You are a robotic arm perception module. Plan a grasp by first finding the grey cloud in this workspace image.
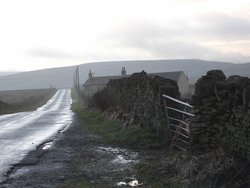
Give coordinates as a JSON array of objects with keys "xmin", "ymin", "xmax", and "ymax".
[
  {"xmin": 28, "ymin": 48, "xmax": 82, "ymax": 59},
  {"xmin": 103, "ymin": 13, "xmax": 250, "ymax": 48},
  {"xmin": 144, "ymin": 40, "xmax": 221, "ymax": 59},
  {"xmin": 127, "ymin": 13, "xmax": 250, "ymax": 40},
  {"xmin": 29, "ymin": 13, "xmax": 250, "ymax": 63},
  {"xmin": 100, "ymin": 21, "xmax": 222, "ymax": 59},
  {"xmin": 196, "ymin": 13, "xmax": 250, "ymax": 40},
  {"xmin": 127, "ymin": 38, "xmax": 223, "ymax": 60},
  {"xmin": 99, "ymin": 13, "xmax": 250, "ymax": 60},
  {"xmin": 102, "ymin": 22, "xmax": 182, "ymax": 48}
]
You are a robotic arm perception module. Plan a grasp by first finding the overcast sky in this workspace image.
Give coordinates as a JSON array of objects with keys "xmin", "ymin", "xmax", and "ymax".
[{"xmin": 0, "ymin": 0, "xmax": 250, "ymax": 71}]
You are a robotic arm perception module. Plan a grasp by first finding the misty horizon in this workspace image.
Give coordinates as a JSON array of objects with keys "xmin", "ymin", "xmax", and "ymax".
[{"xmin": 1, "ymin": 58, "xmax": 250, "ymax": 73}]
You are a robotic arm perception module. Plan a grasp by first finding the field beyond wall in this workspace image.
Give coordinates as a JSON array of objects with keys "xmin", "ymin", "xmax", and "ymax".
[{"xmin": 0, "ymin": 88, "xmax": 57, "ymax": 114}]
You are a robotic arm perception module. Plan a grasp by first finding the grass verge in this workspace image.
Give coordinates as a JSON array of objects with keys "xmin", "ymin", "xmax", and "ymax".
[
  {"xmin": 70, "ymin": 89, "xmax": 176, "ymax": 187},
  {"xmin": 71, "ymin": 90, "xmax": 165, "ymax": 148},
  {"xmin": 134, "ymin": 153, "xmax": 183, "ymax": 188}
]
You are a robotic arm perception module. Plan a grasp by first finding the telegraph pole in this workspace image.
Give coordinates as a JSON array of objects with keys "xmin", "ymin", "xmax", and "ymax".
[
  {"xmin": 75, "ymin": 66, "xmax": 80, "ymax": 95},
  {"xmin": 73, "ymin": 66, "xmax": 80, "ymax": 95},
  {"xmin": 73, "ymin": 71, "xmax": 76, "ymax": 89}
]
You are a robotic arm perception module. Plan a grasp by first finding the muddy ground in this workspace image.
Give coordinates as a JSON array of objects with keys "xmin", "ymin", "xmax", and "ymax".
[{"xmin": 0, "ymin": 115, "xmax": 142, "ymax": 188}]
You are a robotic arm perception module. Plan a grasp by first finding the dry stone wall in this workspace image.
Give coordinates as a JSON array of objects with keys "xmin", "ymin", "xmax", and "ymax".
[
  {"xmin": 190, "ymin": 70, "xmax": 250, "ymax": 159},
  {"xmin": 91, "ymin": 71, "xmax": 180, "ymax": 134}
]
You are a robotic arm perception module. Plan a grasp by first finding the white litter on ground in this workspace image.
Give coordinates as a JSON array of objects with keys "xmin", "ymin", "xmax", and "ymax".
[
  {"xmin": 117, "ymin": 179, "xmax": 143, "ymax": 187},
  {"xmin": 127, "ymin": 180, "xmax": 143, "ymax": 187}
]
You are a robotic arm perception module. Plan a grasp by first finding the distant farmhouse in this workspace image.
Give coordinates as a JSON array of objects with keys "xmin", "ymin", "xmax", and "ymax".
[{"xmin": 83, "ymin": 67, "xmax": 189, "ymax": 97}]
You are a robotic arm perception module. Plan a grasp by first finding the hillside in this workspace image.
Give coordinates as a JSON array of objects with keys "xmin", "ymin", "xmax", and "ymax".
[
  {"xmin": 0, "ymin": 72, "xmax": 19, "ymax": 76},
  {"xmin": 0, "ymin": 59, "xmax": 249, "ymax": 90}
]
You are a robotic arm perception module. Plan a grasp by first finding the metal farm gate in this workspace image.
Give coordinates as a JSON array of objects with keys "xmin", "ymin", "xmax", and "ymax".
[{"xmin": 162, "ymin": 94, "xmax": 194, "ymax": 151}]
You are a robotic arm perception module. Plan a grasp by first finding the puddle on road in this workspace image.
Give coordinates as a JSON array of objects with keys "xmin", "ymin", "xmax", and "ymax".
[
  {"xmin": 112, "ymin": 155, "xmax": 133, "ymax": 164},
  {"xmin": 42, "ymin": 142, "xmax": 53, "ymax": 150},
  {"xmin": 97, "ymin": 147, "xmax": 138, "ymax": 164},
  {"xmin": 96, "ymin": 147, "xmax": 142, "ymax": 187},
  {"xmin": 42, "ymin": 123, "xmax": 71, "ymax": 150},
  {"xmin": 59, "ymin": 125, "xmax": 70, "ymax": 134}
]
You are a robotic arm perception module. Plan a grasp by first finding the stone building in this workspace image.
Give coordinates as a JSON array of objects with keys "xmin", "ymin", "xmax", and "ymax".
[
  {"xmin": 83, "ymin": 67, "xmax": 189, "ymax": 97},
  {"xmin": 149, "ymin": 71, "xmax": 189, "ymax": 96}
]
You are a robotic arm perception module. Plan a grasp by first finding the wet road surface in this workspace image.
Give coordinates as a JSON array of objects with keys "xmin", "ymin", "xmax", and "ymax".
[
  {"xmin": 0, "ymin": 89, "xmax": 73, "ymax": 182},
  {"xmin": 1, "ymin": 115, "xmax": 139, "ymax": 188}
]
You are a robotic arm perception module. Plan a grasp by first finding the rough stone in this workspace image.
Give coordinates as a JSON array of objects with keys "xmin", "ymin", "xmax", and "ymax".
[
  {"xmin": 91, "ymin": 71, "xmax": 180, "ymax": 135},
  {"xmin": 194, "ymin": 70, "xmax": 226, "ymax": 100},
  {"xmin": 190, "ymin": 70, "xmax": 250, "ymax": 160}
]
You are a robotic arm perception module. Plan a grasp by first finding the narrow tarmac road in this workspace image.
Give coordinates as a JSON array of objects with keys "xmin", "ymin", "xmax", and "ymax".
[{"xmin": 0, "ymin": 89, "xmax": 73, "ymax": 183}]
